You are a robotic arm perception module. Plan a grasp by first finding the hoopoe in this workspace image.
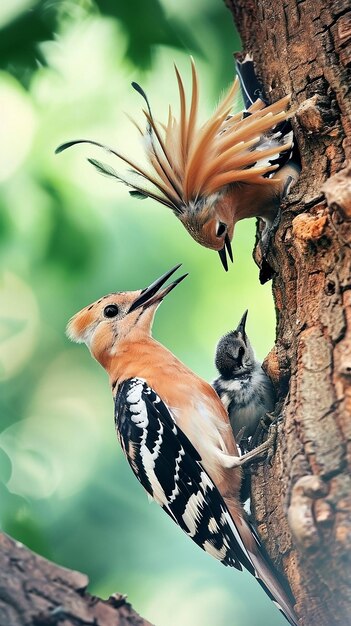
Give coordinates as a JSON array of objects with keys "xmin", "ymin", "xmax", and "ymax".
[
  {"xmin": 213, "ymin": 309, "xmax": 276, "ymax": 454},
  {"xmin": 56, "ymin": 57, "xmax": 300, "ymax": 271},
  {"xmin": 67, "ymin": 265, "xmax": 298, "ymax": 626}
]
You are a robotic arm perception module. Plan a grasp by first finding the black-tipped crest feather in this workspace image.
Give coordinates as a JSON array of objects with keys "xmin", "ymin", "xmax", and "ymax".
[
  {"xmin": 129, "ymin": 190, "xmax": 148, "ymax": 199},
  {"xmin": 131, "ymin": 81, "xmax": 152, "ymax": 118}
]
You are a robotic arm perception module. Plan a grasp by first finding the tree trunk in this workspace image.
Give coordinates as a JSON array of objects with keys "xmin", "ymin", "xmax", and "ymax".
[
  {"xmin": 0, "ymin": 532, "xmax": 152, "ymax": 626},
  {"xmin": 225, "ymin": 1, "xmax": 351, "ymax": 625}
]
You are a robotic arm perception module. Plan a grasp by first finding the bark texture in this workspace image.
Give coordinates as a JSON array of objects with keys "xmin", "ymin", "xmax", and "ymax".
[
  {"xmin": 225, "ymin": 1, "xmax": 351, "ymax": 625},
  {"xmin": 0, "ymin": 532, "xmax": 152, "ymax": 626}
]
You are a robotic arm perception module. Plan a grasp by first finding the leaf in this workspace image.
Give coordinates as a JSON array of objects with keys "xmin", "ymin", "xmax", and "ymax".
[
  {"xmin": 0, "ymin": 447, "xmax": 12, "ymax": 484},
  {"xmin": 0, "ymin": 318, "xmax": 26, "ymax": 343}
]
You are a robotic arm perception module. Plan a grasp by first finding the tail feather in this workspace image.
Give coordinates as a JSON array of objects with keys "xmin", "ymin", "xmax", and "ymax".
[
  {"xmin": 248, "ymin": 540, "xmax": 299, "ymax": 626},
  {"xmin": 229, "ymin": 506, "xmax": 299, "ymax": 626}
]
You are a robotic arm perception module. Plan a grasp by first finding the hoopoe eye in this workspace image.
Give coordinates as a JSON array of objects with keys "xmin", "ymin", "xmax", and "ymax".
[
  {"xmin": 103, "ymin": 304, "xmax": 119, "ymax": 318},
  {"xmin": 216, "ymin": 222, "xmax": 227, "ymax": 238}
]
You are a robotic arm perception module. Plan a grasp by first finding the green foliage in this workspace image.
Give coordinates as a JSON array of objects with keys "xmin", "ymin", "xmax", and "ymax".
[
  {"xmin": 94, "ymin": 0, "xmax": 202, "ymax": 68},
  {"xmin": 0, "ymin": 2, "xmax": 282, "ymax": 624},
  {"xmin": 0, "ymin": 0, "xmax": 201, "ymax": 86},
  {"xmin": 0, "ymin": 0, "xmax": 56, "ymax": 86}
]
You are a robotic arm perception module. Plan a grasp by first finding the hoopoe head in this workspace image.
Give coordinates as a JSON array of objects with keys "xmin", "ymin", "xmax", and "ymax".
[
  {"xmin": 56, "ymin": 59, "xmax": 293, "ymax": 271},
  {"xmin": 67, "ymin": 265, "xmax": 187, "ymax": 365},
  {"xmin": 215, "ymin": 310, "xmax": 255, "ymax": 378},
  {"xmin": 178, "ymin": 190, "xmax": 235, "ymax": 270}
]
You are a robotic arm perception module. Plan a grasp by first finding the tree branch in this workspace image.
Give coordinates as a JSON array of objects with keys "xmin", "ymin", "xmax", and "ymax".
[{"xmin": 0, "ymin": 532, "xmax": 152, "ymax": 626}]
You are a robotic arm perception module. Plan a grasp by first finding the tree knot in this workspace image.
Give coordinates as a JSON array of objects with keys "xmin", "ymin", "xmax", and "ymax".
[
  {"xmin": 287, "ymin": 475, "xmax": 333, "ymax": 553},
  {"xmin": 292, "ymin": 212, "xmax": 328, "ymax": 243},
  {"xmin": 322, "ymin": 164, "xmax": 351, "ymax": 219}
]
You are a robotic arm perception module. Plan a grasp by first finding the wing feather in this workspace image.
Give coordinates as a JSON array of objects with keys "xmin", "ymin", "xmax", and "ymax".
[{"xmin": 114, "ymin": 377, "xmax": 256, "ymax": 572}]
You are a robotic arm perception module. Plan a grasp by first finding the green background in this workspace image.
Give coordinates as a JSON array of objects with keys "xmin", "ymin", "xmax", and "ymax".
[{"xmin": 0, "ymin": 1, "xmax": 281, "ymax": 624}]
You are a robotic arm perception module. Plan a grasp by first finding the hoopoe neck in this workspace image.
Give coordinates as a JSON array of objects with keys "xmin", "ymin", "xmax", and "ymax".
[
  {"xmin": 227, "ymin": 180, "xmax": 281, "ymax": 223},
  {"xmin": 107, "ymin": 334, "xmax": 230, "ymax": 429},
  {"xmin": 108, "ymin": 334, "xmax": 195, "ymax": 394}
]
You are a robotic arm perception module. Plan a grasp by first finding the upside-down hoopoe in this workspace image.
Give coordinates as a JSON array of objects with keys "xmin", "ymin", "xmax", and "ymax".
[{"xmin": 56, "ymin": 57, "xmax": 300, "ymax": 271}]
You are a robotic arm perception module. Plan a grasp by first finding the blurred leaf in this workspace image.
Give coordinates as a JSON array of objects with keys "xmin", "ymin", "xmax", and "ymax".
[
  {"xmin": 0, "ymin": 202, "xmax": 12, "ymax": 243},
  {"xmin": 0, "ymin": 0, "xmax": 57, "ymax": 87},
  {"xmin": 0, "ymin": 447, "xmax": 12, "ymax": 483},
  {"xmin": 0, "ymin": 0, "xmax": 201, "ymax": 87},
  {"xmin": 39, "ymin": 180, "xmax": 101, "ymax": 274},
  {"xmin": 0, "ymin": 318, "xmax": 26, "ymax": 342},
  {"xmin": 94, "ymin": 0, "xmax": 202, "ymax": 69},
  {"xmin": 0, "ymin": 483, "xmax": 51, "ymax": 556}
]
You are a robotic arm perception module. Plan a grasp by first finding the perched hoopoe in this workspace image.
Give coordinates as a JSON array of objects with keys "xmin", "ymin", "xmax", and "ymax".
[
  {"xmin": 67, "ymin": 265, "xmax": 298, "ymax": 626},
  {"xmin": 213, "ymin": 309, "xmax": 276, "ymax": 453},
  {"xmin": 56, "ymin": 57, "xmax": 300, "ymax": 271}
]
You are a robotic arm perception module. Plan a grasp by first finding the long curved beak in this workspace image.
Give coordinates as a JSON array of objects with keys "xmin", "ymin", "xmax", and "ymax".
[
  {"xmin": 129, "ymin": 264, "xmax": 188, "ymax": 313},
  {"xmin": 218, "ymin": 234, "xmax": 233, "ymax": 271}
]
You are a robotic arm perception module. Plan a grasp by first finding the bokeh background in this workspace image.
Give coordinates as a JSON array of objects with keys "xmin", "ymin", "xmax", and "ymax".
[{"xmin": 0, "ymin": 1, "xmax": 280, "ymax": 624}]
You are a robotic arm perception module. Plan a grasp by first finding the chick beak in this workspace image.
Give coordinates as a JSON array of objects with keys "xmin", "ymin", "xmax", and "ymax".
[
  {"xmin": 218, "ymin": 234, "xmax": 233, "ymax": 272},
  {"xmin": 128, "ymin": 264, "xmax": 188, "ymax": 313},
  {"xmin": 236, "ymin": 309, "xmax": 248, "ymax": 342}
]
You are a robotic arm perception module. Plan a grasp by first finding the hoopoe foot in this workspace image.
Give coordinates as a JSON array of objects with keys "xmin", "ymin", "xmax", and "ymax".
[
  {"xmin": 249, "ymin": 411, "xmax": 275, "ymax": 450},
  {"xmin": 260, "ymin": 164, "xmax": 300, "ymax": 260},
  {"xmin": 235, "ymin": 423, "xmax": 278, "ymax": 468},
  {"xmin": 260, "ymin": 211, "xmax": 281, "ymax": 261},
  {"xmin": 258, "ymin": 213, "xmax": 281, "ymax": 284},
  {"xmin": 234, "ymin": 427, "xmax": 250, "ymax": 455}
]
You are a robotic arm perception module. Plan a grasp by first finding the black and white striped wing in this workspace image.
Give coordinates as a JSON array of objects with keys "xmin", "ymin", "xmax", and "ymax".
[
  {"xmin": 114, "ymin": 377, "xmax": 255, "ymax": 573},
  {"xmin": 236, "ymin": 55, "xmax": 300, "ymax": 174}
]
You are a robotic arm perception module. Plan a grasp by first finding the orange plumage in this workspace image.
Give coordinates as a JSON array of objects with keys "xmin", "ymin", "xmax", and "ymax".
[{"xmin": 67, "ymin": 282, "xmax": 241, "ymax": 498}]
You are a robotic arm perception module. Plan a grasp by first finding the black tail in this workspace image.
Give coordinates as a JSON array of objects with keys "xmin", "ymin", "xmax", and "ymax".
[
  {"xmin": 236, "ymin": 53, "xmax": 266, "ymax": 108},
  {"xmin": 237, "ymin": 514, "xmax": 300, "ymax": 626}
]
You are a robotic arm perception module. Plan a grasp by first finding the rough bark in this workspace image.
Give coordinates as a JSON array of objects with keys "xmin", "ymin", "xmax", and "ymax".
[
  {"xmin": 0, "ymin": 532, "xmax": 152, "ymax": 626},
  {"xmin": 225, "ymin": 1, "xmax": 351, "ymax": 625}
]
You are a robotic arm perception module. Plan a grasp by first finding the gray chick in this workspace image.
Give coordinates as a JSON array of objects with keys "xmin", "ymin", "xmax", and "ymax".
[{"xmin": 212, "ymin": 310, "xmax": 275, "ymax": 452}]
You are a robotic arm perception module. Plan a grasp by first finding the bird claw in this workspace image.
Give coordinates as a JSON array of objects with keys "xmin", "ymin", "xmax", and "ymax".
[
  {"xmin": 236, "ymin": 429, "xmax": 250, "ymax": 455},
  {"xmin": 260, "ymin": 210, "xmax": 282, "ymax": 261},
  {"xmin": 258, "ymin": 211, "xmax": 282, "ymax": 284},
  {"xmin": 282, "ymin": 174, "xmax": 295, "ymax": 200},
  {"xmin": 236, "ymin": 420, "xmax": 279, "ymax": 468},
  {"xmin": 249, "ymin": 411, "xmax": 275, "ymax": 449}
]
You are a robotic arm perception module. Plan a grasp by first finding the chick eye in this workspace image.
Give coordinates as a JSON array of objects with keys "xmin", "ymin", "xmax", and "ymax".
[
  {"xmin": 238, "ymin": 346, "xmax": 245, "ymax": 365},
  {"xmin": 216, "ymin": 222, "xmax": 227, "ymax": 237},
  {"xmin": 103, "ymin": 304, "xmax": 119, "ymax": 318}
]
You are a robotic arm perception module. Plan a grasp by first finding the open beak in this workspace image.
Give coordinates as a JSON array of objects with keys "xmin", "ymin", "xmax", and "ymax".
[
  {"xmin": 129, "ymin": 264, "xmax": 188, "ymax": 313},
  {"xmin": 218, "ymin": 234, "xmax": 233, "ymax": 272},
  {"xmin": 236, "ymin": 309, "xmax": 248, "ymax": 341}
]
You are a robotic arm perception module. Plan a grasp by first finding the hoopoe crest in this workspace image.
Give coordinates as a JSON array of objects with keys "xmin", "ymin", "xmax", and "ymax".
[{"xmin": 56, "ymin": 58, "xmax": 294, "ymax": 270}]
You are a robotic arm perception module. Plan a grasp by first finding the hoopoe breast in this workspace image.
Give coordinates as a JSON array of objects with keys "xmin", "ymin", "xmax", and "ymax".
[
  {"xmin": 111, "ymin": 337, "xmax": 242, "ymax": 499},
  {"xmin": 170, "ymin": 390, "xmax": 242, "ymax": 504}
]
